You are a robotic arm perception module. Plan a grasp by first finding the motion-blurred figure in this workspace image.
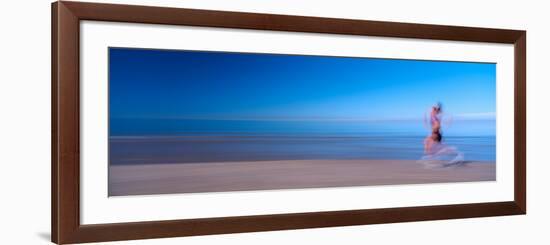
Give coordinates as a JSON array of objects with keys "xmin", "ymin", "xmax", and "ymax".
[
  {"xmin": 420, "ymin": 103, "xmax": 464, "ymax": 168},
  {"xmin": 424, "ymin": 103, "xmax": 443, "ymax": 154}
]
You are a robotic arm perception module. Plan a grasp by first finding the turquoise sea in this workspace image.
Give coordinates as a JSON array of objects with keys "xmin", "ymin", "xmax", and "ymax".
[{"xmin": 109, "ymin": 119, "xmax": 496, "ymax": 164}]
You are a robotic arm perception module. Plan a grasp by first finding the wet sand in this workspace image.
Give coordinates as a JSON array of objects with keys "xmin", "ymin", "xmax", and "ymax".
[{"xmin": 109, "ymin": 160, "xmax": 495, "ymax": 196}]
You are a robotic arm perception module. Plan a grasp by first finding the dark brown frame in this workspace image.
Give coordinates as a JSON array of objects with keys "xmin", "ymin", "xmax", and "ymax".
[{"xmin": 52, "ymin": 1, "xmax": 526, "ymax": 244}]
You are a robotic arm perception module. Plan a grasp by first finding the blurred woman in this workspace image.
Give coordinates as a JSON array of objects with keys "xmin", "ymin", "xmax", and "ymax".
[
  {"xmin": 420, "ymin": 102, "xmax": 464, "ymax": 167},
  {"xmin": 424, "ymin": 103, "xmax": 443, "ymax": 154}
]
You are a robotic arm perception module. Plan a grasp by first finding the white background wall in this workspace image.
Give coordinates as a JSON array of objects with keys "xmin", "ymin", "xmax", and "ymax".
[{"xmin": 0, "ymin": 0, "xmax": 547, "ymax": 244}]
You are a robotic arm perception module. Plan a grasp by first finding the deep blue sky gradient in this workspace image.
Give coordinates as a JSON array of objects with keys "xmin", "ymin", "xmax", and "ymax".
[{"xmin": 109, "ymin": 47, "xmax": 496, "ymax": 123}]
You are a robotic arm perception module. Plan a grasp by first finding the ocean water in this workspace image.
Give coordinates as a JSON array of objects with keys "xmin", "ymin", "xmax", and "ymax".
[{"xmin": 109, "ymin": 119, "xmax": 496, "ymax": 165}]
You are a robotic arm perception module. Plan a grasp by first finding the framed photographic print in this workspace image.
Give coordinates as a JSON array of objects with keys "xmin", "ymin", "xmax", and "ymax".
[{"xmin": 52, "ymin": 1, "xmax": 526, "ymax": 244}]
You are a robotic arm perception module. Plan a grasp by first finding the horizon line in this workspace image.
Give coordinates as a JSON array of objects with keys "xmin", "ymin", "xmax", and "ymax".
[{"xmin": 111, "ymin": 113, "xmax": 496, "ymax": 122}]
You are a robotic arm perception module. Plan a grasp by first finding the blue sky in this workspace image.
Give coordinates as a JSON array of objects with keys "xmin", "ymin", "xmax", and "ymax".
[{"xmin": 109, "ymin": 47, "xmax": 496, "ymax": 122}]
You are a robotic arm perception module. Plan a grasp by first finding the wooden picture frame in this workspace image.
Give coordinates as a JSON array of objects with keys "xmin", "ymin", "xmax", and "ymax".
[{"xmin": 52, "ymin": 1, "xmax": 526, "ymax": 244}]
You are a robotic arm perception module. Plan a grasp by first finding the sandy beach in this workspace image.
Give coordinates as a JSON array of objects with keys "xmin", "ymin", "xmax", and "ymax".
[{"xmin": 109, "ymin": 159, "xmax": 495, "ymax": 196}]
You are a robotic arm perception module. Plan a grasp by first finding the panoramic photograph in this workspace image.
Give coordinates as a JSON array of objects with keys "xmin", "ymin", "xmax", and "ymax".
[{"xmin": 108, "ymin": 47, "xmax": 496, "ymax": 196}]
